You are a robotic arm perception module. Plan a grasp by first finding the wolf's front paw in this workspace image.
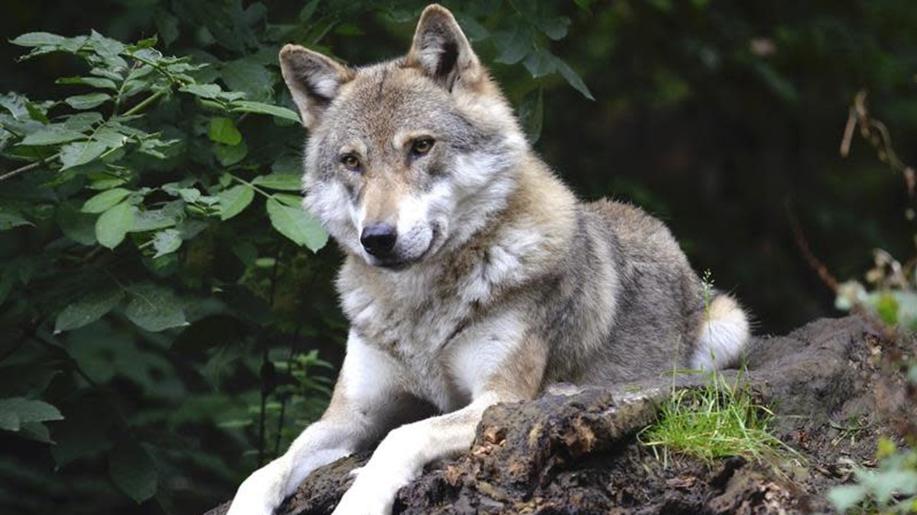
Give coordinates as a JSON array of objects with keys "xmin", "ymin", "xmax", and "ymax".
[
  {"xmin": 227, "ymin": 463, "xmax": 284, "ymax": 515},
  {"xmin": 226, "ymin": 497, "xmax": 275, "ymax": 515},
  {"xmin": 331, "ymin": 465, "xmax": 413, "ymax": 515}
]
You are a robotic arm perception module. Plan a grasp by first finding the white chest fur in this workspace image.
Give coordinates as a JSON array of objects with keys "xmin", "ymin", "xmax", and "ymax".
[{"xmin": 338, "ymin": 253, "xmax": 529, "ymax": 412}]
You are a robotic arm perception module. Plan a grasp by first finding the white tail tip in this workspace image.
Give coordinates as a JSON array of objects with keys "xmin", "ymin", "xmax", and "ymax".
[{"xmin": 691, "ymin": 294, "xmax": 750, "ymax": 371}]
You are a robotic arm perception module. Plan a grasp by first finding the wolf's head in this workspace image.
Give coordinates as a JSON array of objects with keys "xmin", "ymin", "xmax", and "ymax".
[{"xmin": 280, "ymin": 4, "xmax": 527, "ymax": 270}]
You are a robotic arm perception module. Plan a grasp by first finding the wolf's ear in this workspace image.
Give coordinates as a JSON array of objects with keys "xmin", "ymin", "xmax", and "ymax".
[
  {"xmin": 279, "ymin": 45, "xmax": 353, "ymax": 129},
  {"xmin": 406, "ymin": 4, "xmax": 483, "ymax": 90}
]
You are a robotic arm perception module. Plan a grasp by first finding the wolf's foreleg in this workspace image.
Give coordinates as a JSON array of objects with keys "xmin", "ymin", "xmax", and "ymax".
[
  {"xmin": 226, "ymin": 420, "xmax": 356, "ymax": 515},
  {"xmin": 330, "ymin": 392, "xmax": 501, "ymax": 515},
  {"xmin": 332, "ymin": 333, "xmax": 547, "ymax": 515},
  {"xmin": 227, "ymin": 332, "xmax": 416, "ymax": 515}
]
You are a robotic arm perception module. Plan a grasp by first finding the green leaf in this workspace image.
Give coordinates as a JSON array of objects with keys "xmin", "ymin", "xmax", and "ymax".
[
  {"xmin": 124, "ymin": 283, "xmax": 186, "ymax": 331},
  {"xmin": 494, "ymin": 27, "xmax": 531, "ymax": 65},
  {"xmin": 155, "ymin": 11, "xmax": 180, "ymax": 46},
  {"xmin": 252, "ymin": 173, "xmax": 301, "ymax": 191},
  {"xmin": 208, "ymin": 117, "xmax": 242, "ymax": 145},
  {"xmin": 57, "ymin": 202, "xmax": 97, "ymax": 244},
  {"xmin": 56, "ymin": 76, "xmax": 118, "ymax": 90},
  {"xmin": 109, "ymin": 440, "xmax": 158, "ymax": 503},
  {"xmin": 81, "ymin": 188, "xmax": 132, "ymax": 213},
  {"xmin": 179, "ymin": 83, "xmax": 222, "ymax": 99},
  {"xmin": 214, "ymin": 141, "xmax": 247, "ymax": 166},
  {"xmin": 519, "ymin": 87, "xmax": 544, "ymax": 144},
  {"xmin": 299, "ymin": 0, "xmax": 320, "ymax": 21},
  {"xmin": 60, "ymin": 141, "xmax": 108, "ymax": 170},
  {"xmin": 54, "ymin": 288, "xmax": 124, "ymax": 333},
  {"xmin": 63, "ymin": 112, "xmax": 104, "ymax": 131},
  {"xmin": 20, "ymin": 126, "xmax": 86, "ymax": 146},
  {"xmin": 0, "ymin": 92, "xmax": 29, "ymax": 119},
  {"xmin": 95, "ymin": 202, "xmax": 135, "ymax": 249},
  {"xmin": 554, "ymin": 58, "xmax": 595, "ymax": 101},
  {"xmin": 454, "ymin": 14, "xmax": 489, "ymax": 41},
  {"xmin": 222, "ymin": 59, "xmax": 274, "ymax": 101},
  {"xmin": 230, "ymin": 100, "xmax": 301, "ymax": 123},
  {"xmin": 18, "ymin": 421, "xmax": 52, "ymax": 443},
  {"xmin": 129, "ymin": 209, "xmax": 178, "ymax": 232},
  {"xmin": 218, "ymin": 184, "xmax": 254, "ymax": 220},
  {"xmin": 65, "ymin": 93, "xmax": 111, "ymax": 110},
  {"xmin": 87, "ymin": 30, "xmax": 125, "ymax": 58},
  {"xmin": 152, "ymin": 229, "xmax": 182, "ymax": 258},
  {"xmin": 93, "ymin": 127, "xmax": 128, "ymax": 150},
  {"xmin": 9, "ymin": 32, "xmax": 66, "ymax": 47},
  {"xmin": 129, "ymin": 35, "xmax": 158, "ymax": 50},
  {"xmin": 875, "ymin": 293, "xmax": 899, "ymax": 326},
  {"xmin": 178, "ymin": 187, "xmax": 201, "ymax": 203},
  {"xmin": 538, "ymin": 16, "xmax": 571, "ymax": 41},
  {"xmin": 266, "ymin": 198, "xmax": 328, "ymax": 251},
  {"xmin": 0, "ymin": 397, "xmax": 63, "ymax": 432},
  {"xmin": 0, "ymin": 209, "xmax": 33, "ymax": 231},
  {"xmin": 273, "ymin": 193, "xmax": 303, "ymax": 207},
  {"xmin": 25, "ymin": 101, "xmax": 50, "ymax": 123},
  {"xmin": 523, "ymin": 48, "xmax": 557, "ymax": 78}
]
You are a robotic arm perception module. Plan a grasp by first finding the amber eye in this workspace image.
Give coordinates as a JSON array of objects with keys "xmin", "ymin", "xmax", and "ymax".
[
  {"xmin": 410, "ymin": 137, "xmax": 435, "ymax": 156},
  {"xmin": 340, "ymin": 153, "xmax": 361, "ymax": 171}
]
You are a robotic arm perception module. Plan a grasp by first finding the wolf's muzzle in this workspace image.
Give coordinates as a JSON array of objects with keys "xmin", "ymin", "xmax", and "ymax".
[{"xmin": 361, "ymin": 223, "xmax": 397, "ymax": 257}]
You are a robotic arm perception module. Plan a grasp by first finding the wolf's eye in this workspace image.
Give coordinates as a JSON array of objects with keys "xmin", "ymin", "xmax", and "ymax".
[
  {"xmin": 410, "ymin": 138, "xmax": 435, "ymax": 156},
  {"xmin": 340, "ymin": 154, "xmax": 361, "ymax": 171}
]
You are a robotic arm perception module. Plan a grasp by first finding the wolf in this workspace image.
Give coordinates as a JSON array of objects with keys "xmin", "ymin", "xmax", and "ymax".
[{"xmin": 227, "ymin": 4, "xmax": 751, "ymax": 515}]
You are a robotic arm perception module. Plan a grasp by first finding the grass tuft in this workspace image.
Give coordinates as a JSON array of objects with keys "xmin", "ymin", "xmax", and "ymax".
[{"xmin": 639, "ymin": 372, "xmax": 791, "ymax": 466}]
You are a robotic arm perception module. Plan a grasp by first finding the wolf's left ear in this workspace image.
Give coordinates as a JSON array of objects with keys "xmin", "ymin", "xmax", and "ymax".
[
  {"xmin": 406, "ymin": 4, "xmax": 483, "ymax": 90},
  {"xmin": 279, "ymin": 45, "xmax": 353, "ymax": 129}
]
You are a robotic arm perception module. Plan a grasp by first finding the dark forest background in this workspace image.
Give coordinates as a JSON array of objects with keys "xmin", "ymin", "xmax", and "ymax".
[{"xmin": 0, "ymin": 1, "xmax": 914, "ymax": 513}]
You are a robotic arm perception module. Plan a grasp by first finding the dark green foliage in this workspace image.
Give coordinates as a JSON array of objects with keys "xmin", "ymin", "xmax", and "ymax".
[
  {"xmin": 0, "ymin": 1, "xmax": 915, "ymax": 514},
  {"xmin": 0, "ymin": 1, "xmax": 593, "ymax": 513}
]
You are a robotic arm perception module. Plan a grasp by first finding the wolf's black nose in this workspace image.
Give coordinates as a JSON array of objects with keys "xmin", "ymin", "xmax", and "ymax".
[{"xmin": 361, "ymin": 224, "xmax": 397, "ymax": 256}]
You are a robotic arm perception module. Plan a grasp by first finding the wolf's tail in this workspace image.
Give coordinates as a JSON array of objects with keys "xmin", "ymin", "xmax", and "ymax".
[{"xmin": 690, "ymin": 293, "xmax": 751, "ymax": 371}]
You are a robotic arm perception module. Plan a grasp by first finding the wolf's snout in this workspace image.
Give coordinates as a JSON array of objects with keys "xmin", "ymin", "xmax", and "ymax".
[{"xmin": 361, "ymin": 223, "xmax": 397, "ymax": 256}]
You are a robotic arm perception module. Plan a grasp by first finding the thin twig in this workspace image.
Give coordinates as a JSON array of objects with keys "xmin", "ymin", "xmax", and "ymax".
[
  {"xmin": 0, "ymin": 87, "xmax": 165, "ymax": 183},
  {"xmin": 122, "ymin": 89, "xmax": 167, "ymax": 117},
  {"xmin": 840, "ymin": 107, "xmax": 856, "ymax": 158},
  {"xmin": 257, "ymin": 350, "xmax": 269, "ymax": 467},
  {"xmin": 258, "ymin": 245, "xmax": 285, "ymax": 466},
  {"xmin": 275, "ymin": 322, "xmax": 304, "ymax": 456},
  {"xmin": 274, "ymin": 395, "xmax": 287, "ymax": 457},
  {"xmin": 227, "ymin": 173, "xmax": 273, "ymax": 199},
  {"xmin": 843, "ymin": 90, "xmax": 916, "ymax": 197},
  {"xmin": 785, "ymin": 201, "xmax": 840, "ymax": 293},
  {"xmin": 0, "ymin": 154, "xmax": 58, "ymax": 183}
]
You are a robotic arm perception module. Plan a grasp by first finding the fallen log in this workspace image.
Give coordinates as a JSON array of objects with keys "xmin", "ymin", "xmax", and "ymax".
[{"xmin": 206, "ymin": 316, "xmax": 914, "ymax": 514}]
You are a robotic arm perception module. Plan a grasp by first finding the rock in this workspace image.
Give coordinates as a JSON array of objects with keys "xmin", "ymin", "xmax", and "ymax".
[{"xmin": 206, "ymin": 316, "xmax": 914, "ymax": 515}]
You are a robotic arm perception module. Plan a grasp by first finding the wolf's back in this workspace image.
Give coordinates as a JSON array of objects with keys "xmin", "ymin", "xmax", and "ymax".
[{"xmin": 542, "ymin": 199, "xmax": 750, "ymax": 385}]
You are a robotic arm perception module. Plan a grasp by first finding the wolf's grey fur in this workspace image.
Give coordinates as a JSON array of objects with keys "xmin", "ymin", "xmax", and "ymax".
[{"xmin": 228, "ymin": 5, "xmax": 750, "ymax": 515}]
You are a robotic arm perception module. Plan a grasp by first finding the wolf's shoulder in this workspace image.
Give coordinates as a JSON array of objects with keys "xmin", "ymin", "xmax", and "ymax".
[
  {"xmin": 584, "ymin": 198, "xmax": 670, "ymax": 237},
  {"xmin": 582, "ymin": 198, "xmax": 686, "ymax": 264}
]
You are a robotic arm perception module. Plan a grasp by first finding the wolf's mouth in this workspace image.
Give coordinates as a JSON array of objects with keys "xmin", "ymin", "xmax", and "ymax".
[{"xmin": 373, "ymin": 223, "xmax": 442, "ymax": 271}]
